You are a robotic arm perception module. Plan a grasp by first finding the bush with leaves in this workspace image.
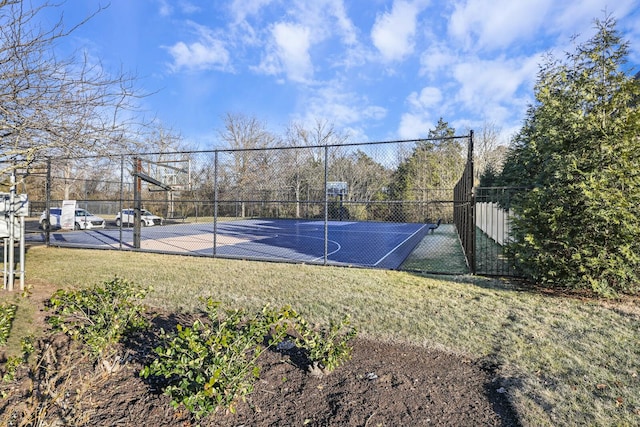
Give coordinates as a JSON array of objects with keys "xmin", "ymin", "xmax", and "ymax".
[
  {"xmin": 141, "ymin": 299, "xmax": 357, "ymax": 419},
  {"xmin": 46, "ymin": 277, "xmax": 151, "ymax": 359},
  {"xmin": 141, "ymin": 299, "xmax": 296, "ymax": 418},
  {"xmin": 1, "ymin": 336, "xmax": 34, "ymax": 385},
  {"xmin": 290, "ymin": 312, "xmax": 356, "ymax": 376}
]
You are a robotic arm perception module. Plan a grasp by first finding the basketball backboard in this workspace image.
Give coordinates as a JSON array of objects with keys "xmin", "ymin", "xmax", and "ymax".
[
  {"xmin": 134, "ymin": 157, "xmax": 191, "ymax": 192},
  {"xmin": 326, "ymin": 181, "xmax": 347, "ymax": 196}
]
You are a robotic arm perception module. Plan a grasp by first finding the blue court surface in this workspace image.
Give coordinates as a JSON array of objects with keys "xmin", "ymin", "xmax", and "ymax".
[{"xmin": 34, "ymin": 219, "xmax": 429, "ymax": 269}]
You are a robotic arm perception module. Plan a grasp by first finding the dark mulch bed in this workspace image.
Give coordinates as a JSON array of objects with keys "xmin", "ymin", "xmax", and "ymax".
[{"xmin": 1, "ymin": 311, "xmax": 520, "ymax": 426}]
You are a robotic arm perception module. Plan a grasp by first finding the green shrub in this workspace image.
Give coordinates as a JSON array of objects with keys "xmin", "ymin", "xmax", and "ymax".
[
  {"xmin": 0, "ymin": 303, "xmax": 17, "ymax": 346},
  {"xmin": 141, "ymin": 299, "xmax": 294, "ymax": 418},
  {"xmin": 494, "ymin": 17, "xmax": 640, "ymax": 296},
  {"xmin": 291, "ymin": 312, "xmax": 356, "ymax": 374},
  {"xmin": 46, "ymin": 277, "xmax": 151, "ymax": 359},
  {"xmin": 1, "ymin": 336, "xmax": 34, "ymax": 384},
  {"xmin": 141, "ymin": 299, "xmax": 357, "ymax": 419}
]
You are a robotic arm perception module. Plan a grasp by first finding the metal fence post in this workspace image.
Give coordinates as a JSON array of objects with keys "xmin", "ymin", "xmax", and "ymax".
[
  {"xmin": 324, "ymin": 145, "xmax": 328, "ymax": 265},
  {"xmin": 468, "ymin": 130, "xmax": 476, "ymax": 274},
  {"xmin": 119, "ymin": 155, "xmax": 124, "ymax": 250},
  {"xmin": 133, "ymin": 157, "xmax": 141, "ymax": 249},
  {"xmin": 213, "ymin": 151, "xmax": 218, "ymax": 257},
  {"xmin": 45, "ymin": 159, "xmax": 51, "ymax": 246}
]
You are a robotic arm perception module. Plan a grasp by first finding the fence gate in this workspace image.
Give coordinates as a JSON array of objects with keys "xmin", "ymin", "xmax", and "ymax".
[
  {"xmin": 452, "ymin": 133, "xmax": 520, "ymax": 277},
  {"xmin": 474, "ymin": 187, "xmax": 522, "ymax": 276}
]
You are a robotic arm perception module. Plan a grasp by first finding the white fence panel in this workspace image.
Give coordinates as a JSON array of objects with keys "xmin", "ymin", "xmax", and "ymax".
[{"xmin": 476, "ymin": 202, "xmax": 512, "ymax": 245}]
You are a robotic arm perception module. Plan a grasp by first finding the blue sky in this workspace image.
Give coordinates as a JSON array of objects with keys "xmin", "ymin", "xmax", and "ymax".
[{"xmin": 42, "ymin": 0, "xmax": 640, "ymax": 149}]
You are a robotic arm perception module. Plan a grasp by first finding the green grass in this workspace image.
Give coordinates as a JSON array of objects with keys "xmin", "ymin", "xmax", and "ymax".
[
  {"xmin": 4, "ymin": 245, "xmax": 640, "ymax": 426},
  {"xmin": 401, "ymin": 224, "xmax": 468, "ymax": 273},
  {"xmin": 401, "ymin": 225, "xmax": 517, "ymax": 276},
  {"xmin": 0, "ymin": 293, "xmax": 37, "ymax": 359}
]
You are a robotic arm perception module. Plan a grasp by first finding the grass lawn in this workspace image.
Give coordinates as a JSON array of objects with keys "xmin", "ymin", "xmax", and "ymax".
[{"xmin": 3, "ymin": 245, "xmax": 639, "ymax": 426}]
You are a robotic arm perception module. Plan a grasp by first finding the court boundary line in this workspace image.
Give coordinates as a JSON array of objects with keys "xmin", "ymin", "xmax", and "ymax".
[
  {"xmin": 373, "ymin": 224, "xmax": 428, "ymax": 267},
  {"xmin": 34, "ymin": 220, "xmax": 429, "ymax": 269}
]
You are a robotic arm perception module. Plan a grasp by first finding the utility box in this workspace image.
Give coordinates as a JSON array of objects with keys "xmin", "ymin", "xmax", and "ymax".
[
  {"xmin": 0, "ymin": 193, "xmax": 29, "ymax": 215},
  {"xmin": 0, "ymin": 193, "xmax": 28, "ymax": 239}
]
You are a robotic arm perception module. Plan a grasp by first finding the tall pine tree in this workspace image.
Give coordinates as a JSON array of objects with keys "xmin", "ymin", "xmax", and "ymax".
[
  {"xmin": 499, "ymin": 16, "xmax": 640, "ymax": 296},
  {"xmin": 387, "ymin": 118, "xmax": 460, "ymax": 222}
]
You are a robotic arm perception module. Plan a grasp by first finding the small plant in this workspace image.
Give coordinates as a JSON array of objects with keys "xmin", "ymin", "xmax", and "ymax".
[
  {"xmin": 1, "ymin": 336, "xmax": 34, "ymax": 383},
  {"xmin": 0, "ymin": 303, "xmax": 17, "ymax": 346},
  {"xmin": 1, "ymin": 356, "xmax": 21, "ymax": 384},
  {"xmin": 141, "ymin": 299, "xmax": 295, "ymax": 419},
  {"xmin": 141, "ymin": 299, "xmax": 357, "ymax": 419},
  {"xmin": 46, "ymin": 277, "xmax": 151, "ymax": 359},
  {"xmin": 291, "ymin": 313, "xmax": 357, "ymax": 375}
]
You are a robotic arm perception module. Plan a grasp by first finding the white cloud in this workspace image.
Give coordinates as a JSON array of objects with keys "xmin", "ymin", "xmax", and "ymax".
[
  {"xmin": 398, "ymin": 113, "xmax": 433, "ymax": 139},
  {"xmin": 301, "ymin": 83, "xmax": 387, "ymax": 132},
  {"xmin": 284, "ymin": 1, "xmax": 358, "ymax": 45},
  {"xmin": 238, "ymin": 1, "xmax": 366, "ymax": 81},
  {"xmin": 281, "ymin": 1, "xmax": 365, "ymax": 69},
  {"xmin": 157, "ymin": 0, "xmax": 200, "ymax": 17},
  {"xmin": 407, "ymin": 87, "xmax": 442, "ymax": 109},
  {"xmin": 256, "ymin": 22, "xmax": 314, "ymax": 83},
  {"xmin": 448, "ymin": 0, "xmax": 640, "ymax": 54},
  {"xmin": 452, "ymin": 55, "xmax": 538, "ymax": 110},
  {"xmin": 328, "ymin": 0, "xmax": 358, "ymax": 46},
  {"xmin": 419, "ymin": 44, "xmax": 457, "ymax": 76},
  {"xmin": 551, "ymin": 0, "xmax": 637, "ymax": 40},
  {"xmin": 165, "ymin": 22, "xmax": 230, "ymax": 72},
  {"xmin": 371, "ymin": 0, "xmax": 422, "ymax": 62},
  {"xmin": 177, "ymin": 1, "xmax": 201, "ymax": 15},
  {"xmin": 399, "ymin": 86, "xmax": 441, "ymax": 139},
  {"xmin": 448, "ymin": 0, "xmax": 554, "ymax": 50},
  {"xmin": 229, "ymin": 0, "xmax": 275, "ymax": 23},
  {"xmin": 157, "ymin": 0, "xmax": 172, "ymax": 17}
]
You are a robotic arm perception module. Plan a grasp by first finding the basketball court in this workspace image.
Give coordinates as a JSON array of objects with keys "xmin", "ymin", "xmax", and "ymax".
[
  {"xmin": 33, "ymin": 219, "xmax": 430, "ymax": 269},
  {"xmin": 30, "ymin": 166, "xmax": 435, "ymax": 270}
]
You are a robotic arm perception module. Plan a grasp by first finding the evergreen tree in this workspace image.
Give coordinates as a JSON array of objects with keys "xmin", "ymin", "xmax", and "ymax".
[
  {"xmin": 499, "ymin": 16, "xmax": 640, "ymax": 296},
  {"xmin": 387, "ymin": 118, "xmax": 459, "ymax": 222}
]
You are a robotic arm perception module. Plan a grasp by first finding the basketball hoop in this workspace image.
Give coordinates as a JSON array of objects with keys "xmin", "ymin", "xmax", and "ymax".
[{"xmin": 326, "ymin": 181, "xmax": 347, "ymax": 196}]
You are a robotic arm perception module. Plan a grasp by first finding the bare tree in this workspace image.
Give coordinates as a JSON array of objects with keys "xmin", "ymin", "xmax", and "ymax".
[
  {"xmin": 0, "ymin": 1, "xmax": 149, "ymax": 191},
  {"xmin": 142, "ymin": 123, "xmax": 188, "ymax": 154},
  {"xmin": 217, "ymin": 113, "xmax": 278, "ymax": 217},
  {"xmin": 281, "ymin": 119, "xmax": 349, "ymax": 217},
  {"xmin": 473, "ymin": 122, "xmax": 508, "ymax": 184}
]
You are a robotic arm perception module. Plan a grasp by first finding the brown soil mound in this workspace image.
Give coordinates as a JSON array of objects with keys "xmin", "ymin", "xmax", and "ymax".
[{"xmin": 1, "ymin": 311, "xmax": 520, "ymax": 426}]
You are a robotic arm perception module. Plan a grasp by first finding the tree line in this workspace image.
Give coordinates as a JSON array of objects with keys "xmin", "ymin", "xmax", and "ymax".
[
  {"xmin": 0, "ymin": 1, "xmax": 184, "ymax": 198},
  {"xmin": 38, "ymin": 114, "xmax": 481, "ymax": 224},
  {"xmin": 3, "ymin": 1, "xmax": 504, "ymax": 225}
]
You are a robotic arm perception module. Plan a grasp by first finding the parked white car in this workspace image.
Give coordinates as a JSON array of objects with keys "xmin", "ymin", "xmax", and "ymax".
[
  {"xmin": 39, "ymin": 208, "xmax": 107, "ymax": 230},
  {"xmin": 115, "ymin": 209, "xmax": 164, "ymax": 227}
]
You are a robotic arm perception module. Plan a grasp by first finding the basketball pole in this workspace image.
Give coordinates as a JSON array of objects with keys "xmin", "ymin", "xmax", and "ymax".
[
  {"xmin": 323, "ymin": 146, "xmax": 328, "ymax": 265},
  {"xmin": 131, "ymin": 156, "xmax": 175, "ymax": 250}
]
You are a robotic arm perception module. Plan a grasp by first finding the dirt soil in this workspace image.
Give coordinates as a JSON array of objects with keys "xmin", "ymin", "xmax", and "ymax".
[{"xmin": 1, "ymin": 298, "xmax": 521, "ymax": 427}]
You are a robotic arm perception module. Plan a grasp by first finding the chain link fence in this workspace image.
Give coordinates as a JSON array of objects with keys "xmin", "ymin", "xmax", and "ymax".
[{"xmin": 22, "ymin": 133, "xmax": 520, "ymax": 275}]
